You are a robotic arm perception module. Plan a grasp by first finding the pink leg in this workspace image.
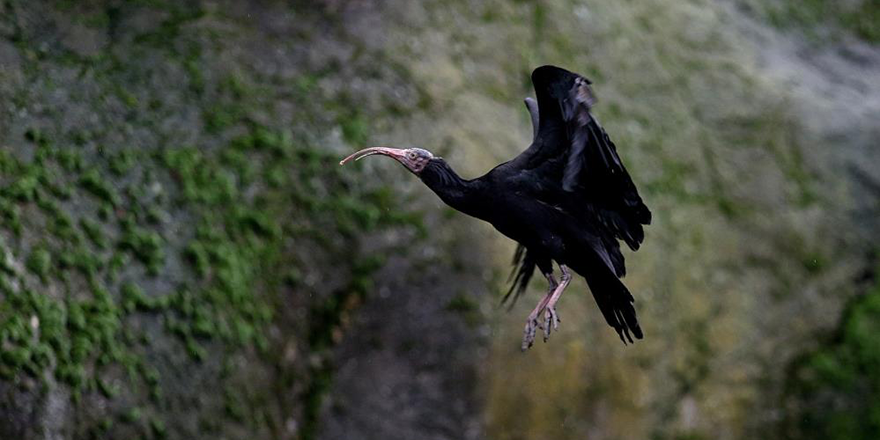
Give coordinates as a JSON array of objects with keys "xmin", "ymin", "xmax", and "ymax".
[
  {"xmin": 521, "ymin": 272, "xmax": 558, "ymax": 351},
  {"xmin": 542, "ymin": 264, "xmax": 571, "ymax": 342}
]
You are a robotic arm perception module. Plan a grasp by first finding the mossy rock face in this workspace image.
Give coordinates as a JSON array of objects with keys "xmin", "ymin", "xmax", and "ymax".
[
  {"xmin": 3, "ymin": 1, "xmax": 880, "ymax": 440},
  {"xmin": 0, "ymin": 2, "xmax": 429, "ymax": 439},
  {"xmin": 783, "ymin": 271, "xmax": 880, "ymax": 440},
  {"xmin": 739, "ymin": 0, "xmax": 880, "ymax": 43}
]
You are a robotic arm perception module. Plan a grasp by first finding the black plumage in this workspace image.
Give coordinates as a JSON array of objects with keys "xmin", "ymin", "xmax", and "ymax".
[{"xmin": 341, "ymin": 65, "xmax": 651, "ymax": 348}]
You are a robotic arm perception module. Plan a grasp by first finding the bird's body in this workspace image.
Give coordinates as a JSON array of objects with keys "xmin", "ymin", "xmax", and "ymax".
[
  {"xmin": 420, "ymin": 160, "xmax": 598, "ymax": 268},
  {"xmin": 341, "ymin": 65, "xmax": 650, "ymax": 348}
]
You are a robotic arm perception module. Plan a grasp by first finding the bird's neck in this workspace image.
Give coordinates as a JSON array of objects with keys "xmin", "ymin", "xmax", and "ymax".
[{"xmin": 419, "ymin": 159, "xmax": 486, "ymax": 217}]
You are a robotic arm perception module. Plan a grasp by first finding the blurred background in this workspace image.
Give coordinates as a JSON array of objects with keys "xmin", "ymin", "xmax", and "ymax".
[{"xmin": 1, "ymin": 1, "xmax": 879, "ymax": 439}]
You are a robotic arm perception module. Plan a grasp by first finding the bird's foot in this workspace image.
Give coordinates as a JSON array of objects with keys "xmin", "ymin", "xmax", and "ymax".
[
  {"xmin": 542, "ymin": 306, "xmax": 560, "ymax": 342},
  {"xmin": 521, "ymin": 317, "xmax": 540, "ymax": 351}
]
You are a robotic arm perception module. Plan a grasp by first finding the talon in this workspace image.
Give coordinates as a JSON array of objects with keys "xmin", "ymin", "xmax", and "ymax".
[
  {"xmin": 522, "ymin": 319, "xmax": 539, "ymax": 351},
  {"xmin": 521, "ymin": 266, "xmax": 571, "ymax": 351},
  {"xmin": 543, "ymin": 308, "xmax": 552, "ymax": 341}
]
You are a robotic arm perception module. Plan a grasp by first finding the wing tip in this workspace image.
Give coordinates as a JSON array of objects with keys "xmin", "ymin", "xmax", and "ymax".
[
  {"xmin": 532, "ymin": 65, "xmax": 576, "ymax": 86},
  {"xmin": 531, "ymin": 65, "xmax": 594, "ymax": 88}
]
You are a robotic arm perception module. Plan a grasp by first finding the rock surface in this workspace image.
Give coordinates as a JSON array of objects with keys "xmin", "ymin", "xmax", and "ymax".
[{"xmin": 1, "ymin": 1, "xmax": 878, "ymax": 440}]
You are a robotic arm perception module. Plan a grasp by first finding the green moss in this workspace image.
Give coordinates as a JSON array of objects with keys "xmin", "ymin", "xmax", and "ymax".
[
  {"xmin": 115, "ymin": 86, "xmax": 139, "ymax": 109},
  {"xmin": 26, "ymin": 246, "xmax": 52, "ymax": 281},
  {"xmin": 672, "ymin": 318, "xmax": 713, "ymax": 395},
  {"xmin": 339, "ymin": 112, "xmax": 370, "ymax": 146},
  {"xmin": 36, "ymin": 196, "xmax": 62, "ymax": 217},
  {"xmin": 56, "ymin": 148, "xmax": 84, "ymax": 172},
  {"xmin": 121, "ymin": 406, "xmax": 143, "ymax": 424},
  {"xmin": 752, "ymin": 0, "xmax": 880, "ymax": 43},
  {"xmin": 0, "ymin": 4, "xmax": 424, "ymax": 437},
  {"xmin": 204, "ymin": 104, "xmax": 243, "ymax": 133},
  {"xmin": 0, "ymin": 150, "xmax": 20, "ymax": 173},
  {"xmin": 24, "ymin": 127, "xmax": 51, "ymax": 147},
  {"xmin": 230, "ymin": 125, "xmax": 294, "ymax": 156},
  {"xmin": 785, "ymin": 268, "xmax": 880, "ymax": 439},
  {"xmin": 283, "ymin": 267, "xmax": 302, "ymax": 287},
  {"xmin": 803, "ymin": 253, "xmax": 826, "ymax": 275},
  {"xmin": 183, "ymin": 242, "xmax": 210, "ymax": 277},
  {"xmin": 234, "ymin": 210, "xmax": 280, "ymax": 239},
  {"xmin": 702, "ymin": 146, "xmax": 746, "ymax": 219},
  {"xmin": 161, "ymin": 148, "xmax": 236, "ymax": 205},
  {"xmin": 80, "ymin": 218, "xmax": 108, "ymax": 249},
  {"xmin": 446, "ymin": 294, "xmax": 478, "ymax": 314},
  {"xmin": 97, "ymin": 203, "xmax": 113, "ymax": 221},
  {"xmin": 57, "ymin": 363, "xmax": 86, "ymax": 388},
  {"xmin": 10, "ymin": 174, "xmax": 40, "ymax": 202},
  {"xmin": 117, "ymin": 223, "xmax": 164, "ymax": 275},
  {"xmin": 57, "ymin": 247, "xmax": 103, "ymax": 279},
  {"xmin": 43, "ymin": 176, "xmax": 73, "ymax": 200},
  {"xmin": 223, "ymin": 386, "xmax": 247, "ymax": 422},
  {"xmin": 108, "ymin": 150, "xmax": 137, "ymax": 176},
  {"xmin": 1, "ymin": 346, "xmax": 32, "ymax": 370},
  {"xmin": 185, "ymin": 337, "xmax": 206, "ymax": 361},
  {"xmin": 97, "ymin": 377, "xmax": 119, "ymax": 398},
  {"xmin": 185, "ymin": 57, "xmax": 205, "ymax": 95},
  {"xmin": 150, "ymin": 417, "xmax": 167, "ymax": 439},
  {"xmin": 300, "ymin": 365, "xmax": 333, "ymax": 440},
  {"xmin": 50, "ymin": 211, "xmax": 81, "ymax": 244},
  {"xmin": 121, "ymin": 283, "xmax": 163, "ymax": 313},
  {"xmin": 0, "ymin": 199, "xmax": 23, "ymax": 235},
  {"xmin": 445, "ymin": 293, "xmax": 480, "ymax": 326},
  {"xmin": 79, "ymin": 168, "xmax": 120, "ymax": 206}
]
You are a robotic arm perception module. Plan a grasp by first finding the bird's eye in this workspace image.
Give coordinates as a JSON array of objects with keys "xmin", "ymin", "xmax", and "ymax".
[{"xmin": 408, "ymin": 152, "xmax": 417, "ymax": 159}]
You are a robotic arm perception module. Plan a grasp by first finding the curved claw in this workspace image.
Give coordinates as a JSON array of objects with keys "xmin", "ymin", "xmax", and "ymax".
[
  {"xmin": 543, "ymin": 307, "xmax": 559, "ymax": 342},
  {"xmin": 522, "ymin": 318, "xmax": 539, "ymax": 351},
  {"xmin": 543, "ymin": 309, "xmax": 552, "ymax": 341}
]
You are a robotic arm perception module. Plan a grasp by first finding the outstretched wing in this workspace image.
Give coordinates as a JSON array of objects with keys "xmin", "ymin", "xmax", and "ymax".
[{"xmin": 507, "ymin": 65, "xmax": 651, "ymax": 251}]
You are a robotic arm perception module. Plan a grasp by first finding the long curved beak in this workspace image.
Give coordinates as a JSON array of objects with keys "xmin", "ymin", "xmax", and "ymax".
[{"xmin": 339, "ymin": 147, "xmax": 407, "ymax": 166}]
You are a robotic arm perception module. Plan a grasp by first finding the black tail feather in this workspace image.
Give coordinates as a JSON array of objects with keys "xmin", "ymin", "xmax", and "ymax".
[
  {"xmin": 582, "ymin": 264, "xmax": 643, "ymax": 344},
  {"xmin": 502, "ymin": 244, "xmax": 536, "ymax": 308}
]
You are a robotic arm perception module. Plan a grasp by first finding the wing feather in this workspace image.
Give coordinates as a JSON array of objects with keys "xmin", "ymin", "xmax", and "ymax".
[
  {"xmin": 522, "ymin": 65, "xmax": 651, "ymax": 250},
  {"xmin": 502, "ymin": 66, "xmax": 650, "ymax": 331}
]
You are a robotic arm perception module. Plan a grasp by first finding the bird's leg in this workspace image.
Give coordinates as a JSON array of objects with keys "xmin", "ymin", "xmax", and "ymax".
[
  {"xmin": 521, "ymin": 272, "xmax": 558, "ymax": 351},
  {"xmin": 542, "ymin": 264, "xmax": 572, "ymax": 342}
]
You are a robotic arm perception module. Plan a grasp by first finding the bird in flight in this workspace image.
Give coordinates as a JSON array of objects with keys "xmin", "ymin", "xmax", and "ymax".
[{"xmin": 341, "ymin": 65, "xmax": 651, "ymax": 350}]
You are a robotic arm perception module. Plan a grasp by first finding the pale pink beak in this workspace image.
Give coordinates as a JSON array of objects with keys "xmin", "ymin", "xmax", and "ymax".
[{"xmin": 339, "ymin": 147, "xmax": 407, "ymax": 166}]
